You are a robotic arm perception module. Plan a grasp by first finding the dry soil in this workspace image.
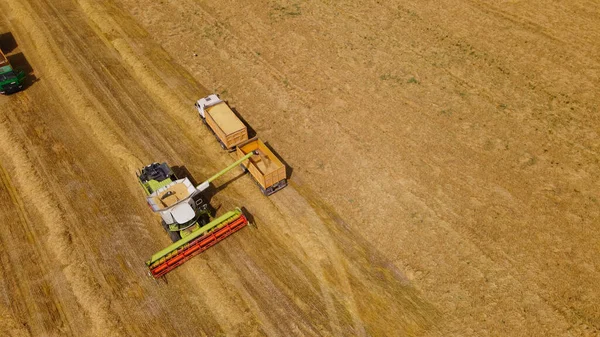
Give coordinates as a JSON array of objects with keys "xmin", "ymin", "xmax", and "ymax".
[{"xmin": 0, "ymin": 0, "xmax": 598, "ymax": 336}]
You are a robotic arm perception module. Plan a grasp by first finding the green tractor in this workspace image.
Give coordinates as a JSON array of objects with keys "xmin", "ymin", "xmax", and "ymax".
[{"xmin": 0, "ymin": 47, "xmax": 25, "ymax": 95}]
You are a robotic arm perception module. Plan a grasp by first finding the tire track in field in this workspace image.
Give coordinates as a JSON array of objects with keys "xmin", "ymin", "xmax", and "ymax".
[
  {"xmin": 73, "ymin": 0, "xmax": 250, "ymax": 183},
  {"xmin": 112, "ymin": 1, "xmax": 599, "ymax": 335},
  {"xmin": 134, "ymin": 3, "xmax": 434, "ymax": 334},
  {"xmin": 87, "ymin": 2, "xmax": 436, "ymax": 334},
  {"xmin": 464, "ymin": 0, "xmax": 597, "ymax": 56},
  {"xmin": 1, "ymin": 1, "xmax": 141, "ymax": 335},
  {"xmin": 0, "ymin": 163, "xmax": 38, "ymax": 337},
  {"xmin": 24, "ymin": 0, "xmax": 366, "ymax": 334},
  {"xmin": 74, "ymin": 0, "xmax": 208, "ymax": 140},
  {"xmin": 0, "ymin": 304, "xmax": 29, "ymax": 337},
  {"xmin": 0, "ymin": 155, "xmax": 71, "ymax": 336},
  {"xmin": 105, "ymin": 1, "xmax": 441, "ymax": 334},
  {"xmin": 5, "ymin": 0, "xmax": 142, "ymax": 175},
  {"xmin": 0, "ymin": 110, "xmax": 124, "ymax": 336}
]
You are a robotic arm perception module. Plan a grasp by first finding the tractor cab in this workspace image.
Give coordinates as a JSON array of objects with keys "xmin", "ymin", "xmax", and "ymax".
[{"xmin": 0, "ymin": 66, "xmax": 25, "ymax": 94}]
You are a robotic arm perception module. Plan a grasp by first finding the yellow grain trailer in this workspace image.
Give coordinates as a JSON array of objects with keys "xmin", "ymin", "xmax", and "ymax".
[
  {"xmin": 237, "ymin": 138, "xmax": 287, "ymax": 195},
  {"xmin": 195, "ymin": 94, "xmax": 248, "ymax": 151}
]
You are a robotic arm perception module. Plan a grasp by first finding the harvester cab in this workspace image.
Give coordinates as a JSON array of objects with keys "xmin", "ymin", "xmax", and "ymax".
[
  {"xmin": 138, "ymin": 151, "xmax": 257, "ymax": 278},
  {"xmin": 138, "ymin": 162, "xmax": 176, "ymax": 195}
]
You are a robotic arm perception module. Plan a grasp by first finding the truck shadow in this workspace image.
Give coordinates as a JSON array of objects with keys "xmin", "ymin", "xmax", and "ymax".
[
  {"xmin": 0, "ymin": 32, "xmax": 18, "ymax": 53},
  {"xmin": 7, "ymin": 52, "xmax": 38, "ymax": 90},
  {"xmin": 263, "ymin": 141, "xmax": 294, "ymax": 180},
  {"xmin": 204, "ymin": 171, "xmax": 247, "ymax": 216},
  {"xmin": 230, "ymin": 106, "xmax": 258, "ymax": 139}
]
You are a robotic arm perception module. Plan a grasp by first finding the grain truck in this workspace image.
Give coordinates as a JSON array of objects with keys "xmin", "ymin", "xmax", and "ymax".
[{"xmin": 195, "ymin": 94, "xmax": 248, "ymax": 151}]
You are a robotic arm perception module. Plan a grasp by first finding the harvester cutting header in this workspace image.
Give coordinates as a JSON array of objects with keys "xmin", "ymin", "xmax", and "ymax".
[{"xmin": 139, "ymin": 93, "xmax": 287, "ymax": 278}]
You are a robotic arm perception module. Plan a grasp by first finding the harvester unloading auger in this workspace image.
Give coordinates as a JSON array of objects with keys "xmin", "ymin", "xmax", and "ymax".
[{"xmin": 138, "ymin": 152, "xmax": 256, "ymax": 278}]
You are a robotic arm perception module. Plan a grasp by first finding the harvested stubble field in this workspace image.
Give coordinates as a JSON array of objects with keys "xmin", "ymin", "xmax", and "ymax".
[{"xmin": 0, "ymin": 0, "xmax": 598, "ymax": 336}]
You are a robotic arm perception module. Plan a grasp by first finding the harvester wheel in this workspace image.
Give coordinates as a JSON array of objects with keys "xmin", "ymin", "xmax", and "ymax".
[
  {"xmin": 248, "ymin": 221, "xmax": 257, "ymax": 230},
  {"xmin": 162, "ymin": 220, "xmax": 181, "ymax": 242},
  {"xmin": 168, "ymin": 230, "xmax": 181, "ymax": 243}
]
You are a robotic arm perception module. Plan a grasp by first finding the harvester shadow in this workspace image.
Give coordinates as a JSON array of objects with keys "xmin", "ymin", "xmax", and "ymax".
[
  {"xmin": 204, "ymin": 171, "xmax": 247, "ymax": 217},
  {"xmin": 172, "ymin": 165, "xmax": 198, "ymax": 185},
  {"xmin": 240, "ymin": 206, "xmax": 257, "ymax": 229},
  {"xmin": 0, "ymin": 32, "xmax": 17, "ymax": 53},
  {"xmin": 7, "ymin": 52, "xmax": 38, "ymax": 90},
  {"xmin": 172, "ymin": 165, "xmax": 247, "ymax": 217},
  {"xmin": 213, "ymin": 170, "xmax": 247, "ymax": 192},
  {"xmin": 263, "ymin": 140, "xmax": 294, "ymax": 180},
  {"xmin": 230, "ymin": 106, "xmax": 258, "ymax": 139},
  {"xmin": 155, "ymin": 275, "xmax": 169, "ymax": 285}
]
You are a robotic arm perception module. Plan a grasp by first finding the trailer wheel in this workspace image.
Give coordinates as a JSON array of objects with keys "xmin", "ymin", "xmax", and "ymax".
[{"xmin": 264, "ymin": 180, "xmax": 287, "ymax": 196}]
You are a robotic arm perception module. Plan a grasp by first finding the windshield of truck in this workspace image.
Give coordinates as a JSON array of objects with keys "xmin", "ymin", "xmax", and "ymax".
[{"xmin": 0, "ymin": 72, "xmax": 16, "ymax": 82}]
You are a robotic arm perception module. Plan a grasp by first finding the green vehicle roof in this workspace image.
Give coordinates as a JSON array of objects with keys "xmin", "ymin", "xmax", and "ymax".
[{"xmin": 0, "ymin": 65, "xmax": 13, "ymax": 74}]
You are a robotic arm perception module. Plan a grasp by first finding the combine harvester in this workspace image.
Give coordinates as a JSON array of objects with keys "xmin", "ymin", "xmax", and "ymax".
[
  {"xmin": 139, "ymin": 94, "xmax": 289, "ymax": 278},
  {"xmin": 138, "ymin": 152, "xmax": 255, "ymax": 278}
]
